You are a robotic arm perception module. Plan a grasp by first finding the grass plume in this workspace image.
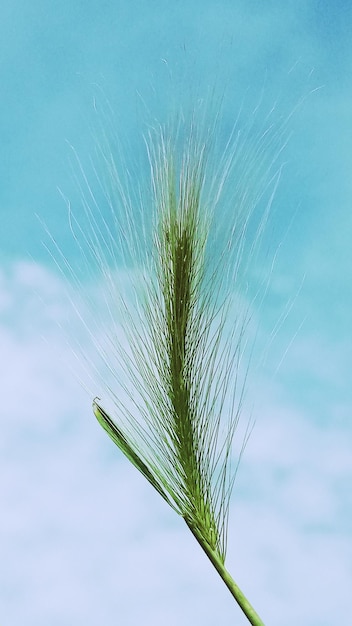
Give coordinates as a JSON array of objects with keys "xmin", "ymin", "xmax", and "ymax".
[{"xmin": 52, "ymin": 102, "xmax": 292, "ymax": 625}]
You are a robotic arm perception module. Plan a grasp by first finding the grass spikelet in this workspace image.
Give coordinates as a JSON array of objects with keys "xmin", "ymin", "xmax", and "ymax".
[
  {"xmin": 53, "ymin": 101, "xmax": 292, "ymax": 626},
  {"xmin": 147, "ymin": 129, "xmax": 224, "ymax": 554}
]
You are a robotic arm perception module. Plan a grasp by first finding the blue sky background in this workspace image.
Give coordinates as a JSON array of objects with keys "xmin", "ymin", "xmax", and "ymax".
[{"xmin": 1, "ymin": 1, "xmax": 352, "ymax": 625}]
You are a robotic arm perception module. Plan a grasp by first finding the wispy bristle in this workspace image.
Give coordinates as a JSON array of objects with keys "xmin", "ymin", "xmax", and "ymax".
[
  {"xmin": 49, "ymin": 98, "xmax": 291, "ymax": 625},
  {"xmin": 79, "ymin": 115, "xmax": 284, "ymax": 563},
  {"xmin": 50, "ymin": 106, "xmax": 286, "ymax": 547}
]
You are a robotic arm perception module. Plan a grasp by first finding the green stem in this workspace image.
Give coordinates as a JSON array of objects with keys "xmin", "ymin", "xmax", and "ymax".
[{"xmin": 185, "ymin": 518, "xmax": 266, "ymax": 626}]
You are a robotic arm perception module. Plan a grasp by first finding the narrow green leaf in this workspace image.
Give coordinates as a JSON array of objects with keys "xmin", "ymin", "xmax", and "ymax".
[{"xmin": 93, "ymin": 398, "xmax": 173, "ymax": 507}]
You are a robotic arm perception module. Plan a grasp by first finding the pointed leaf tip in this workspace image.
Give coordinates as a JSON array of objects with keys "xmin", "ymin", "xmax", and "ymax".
[{"xmin": 92, "ymin": 398, "xmax": 174, "ymax": 507}]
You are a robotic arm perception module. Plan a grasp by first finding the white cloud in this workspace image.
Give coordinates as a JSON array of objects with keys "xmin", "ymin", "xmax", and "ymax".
[{"xmin": 1, "ymin": 260, "xmax": 351, "ymax": 626}]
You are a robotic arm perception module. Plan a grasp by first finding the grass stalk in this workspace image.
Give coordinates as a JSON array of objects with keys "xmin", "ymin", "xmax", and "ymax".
[
  {"xmin": 64, "ymin": 105, "xmax": 289, "ymax": 623},
  {"xmin": 185, "ymin": 518, "xmax": 265, "ymax": 626}
]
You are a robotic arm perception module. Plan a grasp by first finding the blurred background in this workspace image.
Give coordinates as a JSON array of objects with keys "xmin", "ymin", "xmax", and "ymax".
[{"xmin": 1, "ymin": 1, "xmax": 351, "ymax": 625}]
